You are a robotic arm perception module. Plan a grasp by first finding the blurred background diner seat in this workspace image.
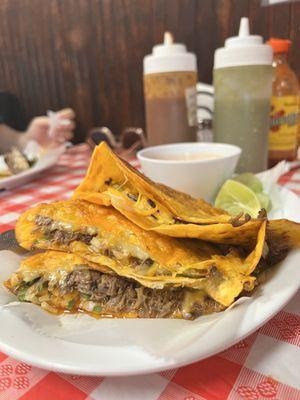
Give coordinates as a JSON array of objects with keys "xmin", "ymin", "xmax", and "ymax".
[{"xmin": 0, "ymin": 0, "xmax": 299, "ymax": 143}]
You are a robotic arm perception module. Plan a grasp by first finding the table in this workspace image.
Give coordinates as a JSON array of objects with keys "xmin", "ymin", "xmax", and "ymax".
[{"xmin": 0, "ymin": 145, "xmax": 299, "ymax": 400}]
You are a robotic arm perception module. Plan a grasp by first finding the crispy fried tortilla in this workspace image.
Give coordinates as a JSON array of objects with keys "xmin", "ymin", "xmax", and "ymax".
[
  {"xmin": 73, "ymin": 142, "xmax": 231, "ymax": 225},
  {"xmin": 71, "ymin": 142, "xmax": 267, "ymax": 246},
  {"xmin": 4, "ymin": 251, "xmax": 226, "ymax": 319},
  {"xmin": 267, "ymin": 219, "xmax": 300, "ymax": 248},
  {"xmin": 15, "ymin": 199, "xmax": 267, "ymax": 306}
]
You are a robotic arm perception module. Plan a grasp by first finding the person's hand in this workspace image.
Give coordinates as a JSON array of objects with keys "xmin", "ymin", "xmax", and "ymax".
[{"xmin": 23, "ymin": 108, "xmax": 75, "ymax": 148}]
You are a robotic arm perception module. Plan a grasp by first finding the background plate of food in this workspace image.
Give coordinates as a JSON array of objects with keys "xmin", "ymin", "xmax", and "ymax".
[{"xmin": 0, "ymin": 142, "xmax": 66, "ymax": 190}]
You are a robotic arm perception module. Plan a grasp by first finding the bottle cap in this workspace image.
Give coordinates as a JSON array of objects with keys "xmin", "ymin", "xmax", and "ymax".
[
  {"xmin": 214, "ymin": 17, "xmax": 273, "ymax": 69},
  {"xmin": 267, "ymin": 38, "xmax": 291, "ymax": 53},
  {"xmin": 143, "ymin": 32, "xmax": 197, "ymax": 74}
]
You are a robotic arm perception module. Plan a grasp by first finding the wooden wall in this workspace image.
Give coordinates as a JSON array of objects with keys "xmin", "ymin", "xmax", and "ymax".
[{"xmin": 0, "ymin": 0, "xmax": 299, "ymax": 142}]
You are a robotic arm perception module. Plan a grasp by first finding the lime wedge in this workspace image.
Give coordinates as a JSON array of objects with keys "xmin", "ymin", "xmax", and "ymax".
[
  {"xmin": 257, "ymin": 192, "xmax": 271, "ymax": 212},
  {"xmin": 233, "ymin": 173, "xmax": 263, "ymax": 193},
  {"xmin": 215, "ymin": 179, "xmax": 261, "ymax": 218}
]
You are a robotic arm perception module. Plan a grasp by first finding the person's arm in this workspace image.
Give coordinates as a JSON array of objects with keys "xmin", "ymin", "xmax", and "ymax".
[{"xmin": 0, "ymin": 108, "xmax": 75, "ymax": 153}]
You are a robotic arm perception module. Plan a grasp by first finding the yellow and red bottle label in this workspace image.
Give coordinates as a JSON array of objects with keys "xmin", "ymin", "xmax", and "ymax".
[{"xmin": 269, "ymin": 95, "xmax": 299, "ymax": 151}]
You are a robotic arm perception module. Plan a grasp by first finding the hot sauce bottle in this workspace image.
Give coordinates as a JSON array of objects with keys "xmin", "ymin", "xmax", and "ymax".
[
  {"xmin": 267, "ymin": 38, "xmax": 300, "ymax": 167},
  {"xmin": 143, "ymin": 32, "xmax": 198, "ymax": 146}
]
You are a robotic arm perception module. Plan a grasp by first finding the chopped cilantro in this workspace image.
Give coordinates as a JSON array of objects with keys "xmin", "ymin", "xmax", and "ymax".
[
  {"xmin": 93, "ymin": 305, "xmax": 102, "ymax": 313},
  {"xmin": 38, "ymin": 281, "xmax": 48, "ymax": 292},
  {"xmin": 81, "ymin": 293, "xmax": 91, "ymax": 300},
  {"xmin": 67, "ymin": 299, "xmax": 76, "ymax": 310},
  {"xmin": 17, "ymin": 287, "xmax": 28, "ymax": 302}
]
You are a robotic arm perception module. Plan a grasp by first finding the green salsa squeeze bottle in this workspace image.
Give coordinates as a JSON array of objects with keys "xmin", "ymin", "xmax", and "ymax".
[{"xmin": 213, "ymin": 18, "xmax": 273, "ymax": 173}]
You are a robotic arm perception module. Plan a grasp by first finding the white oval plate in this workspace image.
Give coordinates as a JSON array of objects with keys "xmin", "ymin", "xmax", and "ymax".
[
  {"xmin": 0, "ymin": 186, "xmax": 299, "ymax": 376},
  {"xmin": 0, "ymin": 146, "xmax": 66, "ymax": 190}
]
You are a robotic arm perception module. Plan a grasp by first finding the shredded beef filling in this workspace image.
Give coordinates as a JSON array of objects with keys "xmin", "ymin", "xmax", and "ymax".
[
  {"xmin": 265, "ymin": 232, "xmax": 290, "ymax": 265},
  {"xmin": 14, "ymin": 268, "xmax": 225, "ymax": 319},
  {"xmin": 34, "ymin": 216, "xmax": 155, "ymax": 270},
  {"xmin": 229, "ymin": 212, "xmax": 251, "ymax": 227},
  {"xmin": 60, "ymin": 268, "xmax": 183, "ymax": 318},
  {"xmin": 56, "ymin": 268, "xmax": 222, "ymax": 319},
  {"xmin": 35, "ymin": 215, "xmax": 97, "ymax": 245}
]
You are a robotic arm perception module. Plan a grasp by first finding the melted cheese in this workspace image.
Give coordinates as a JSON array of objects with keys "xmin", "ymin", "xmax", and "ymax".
[{"xmin": 182, "ymin": 290, "xmax": 206, "ymax": 316}]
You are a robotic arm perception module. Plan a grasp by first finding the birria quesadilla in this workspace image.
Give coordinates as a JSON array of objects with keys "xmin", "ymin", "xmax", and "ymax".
[
  {"xmin": 15, "ymin": 199, "xmax": 269, "ymax": 307},
  {"xmin": 5, "ymin": 142, "xmax": 300, "ymax": 319}
]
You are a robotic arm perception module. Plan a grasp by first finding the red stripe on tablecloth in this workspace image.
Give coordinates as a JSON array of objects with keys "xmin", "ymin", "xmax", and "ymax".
[
  {"xmin": 0, "ymin": 353, "xmax": 9, "ymax": 363},
  {"xmin": 171, "ymin": 355, "xmax": 242, "ymax": 400},
  {"xmin": 0, "ymin": 223, "xmax": 15, "ymax": 233},
  {"xmin": 279, "ymin": 168, "xmax": 300, "ymax": 183},
  {"xmin": 19, "ymin": 372, "xmax": 87, "ymax": 400},
  {"xmin": 280, "ymin": 177, "xmax": 300, "ymax": 184},
  {"xmin": 290, "ymin": 188, "xmax": 300, "ymax": 196}
]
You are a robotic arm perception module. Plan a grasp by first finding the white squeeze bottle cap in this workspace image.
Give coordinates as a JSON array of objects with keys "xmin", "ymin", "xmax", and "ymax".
[
  {"xmin": 143, "ymin": 32, "xmax": 197, "ymax": 74},
  {"xmin": 214, "ymin": 17, "xmax": 272, "ymax": 69}
]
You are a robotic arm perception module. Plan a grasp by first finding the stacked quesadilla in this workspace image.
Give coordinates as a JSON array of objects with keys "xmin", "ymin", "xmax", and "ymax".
[{"xmin": 5, "ymin": 142, "xmax": 300, "ymax": 319}]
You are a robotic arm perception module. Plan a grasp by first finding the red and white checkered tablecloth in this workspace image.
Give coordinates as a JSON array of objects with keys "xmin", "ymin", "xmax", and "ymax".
[{"xmin": 0, "ymin": 144, "xmax": 299, "ymax": 400}]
